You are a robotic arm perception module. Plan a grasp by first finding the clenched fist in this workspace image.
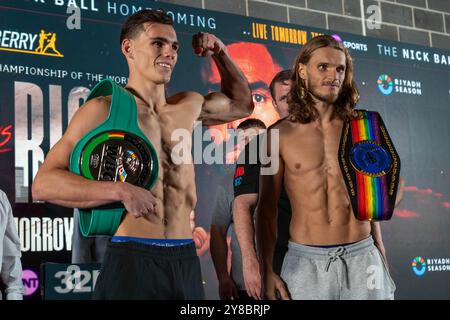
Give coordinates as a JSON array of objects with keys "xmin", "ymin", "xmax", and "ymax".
[{"xmin": 192, "ymin": 32, "xmax": 226, "ymax": 57}]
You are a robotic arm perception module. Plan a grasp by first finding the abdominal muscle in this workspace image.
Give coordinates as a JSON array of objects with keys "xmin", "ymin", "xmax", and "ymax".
[
  {"xmin": 114, "ymin": 165, "xmax": 197, "ymax": 239},
  {"xmin": 285, "ymin": 168, "xmax": 371, "ymax": 246}
]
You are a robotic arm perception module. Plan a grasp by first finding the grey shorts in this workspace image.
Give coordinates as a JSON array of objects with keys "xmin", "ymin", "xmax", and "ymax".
[{"xmin": 280, "ymin": 236, "xmax": 396, "ymax": 300}]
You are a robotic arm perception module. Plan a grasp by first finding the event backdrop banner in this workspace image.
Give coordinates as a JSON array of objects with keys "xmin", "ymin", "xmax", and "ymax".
[{"xmin": 0, "ymin": 0, "xmax": 449, "ymax": 299}]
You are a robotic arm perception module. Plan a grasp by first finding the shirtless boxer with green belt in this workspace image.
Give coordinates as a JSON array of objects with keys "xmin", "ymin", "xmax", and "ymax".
[{"xmin": 32, "ymin": 9, "xmax": 253, "ymax": 299}]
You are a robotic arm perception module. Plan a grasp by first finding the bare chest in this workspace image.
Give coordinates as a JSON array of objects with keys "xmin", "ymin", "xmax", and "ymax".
[
  {"xmin": 281, "ymin": 121, "xmax": 352, "ymax": 218},
  {"xmin": 137, "ymin": 106, "xmax": 196, "ymax": 186},
  {"xmin": 282, "ymin": 122, "xmax": 344, "ymax": 178}
]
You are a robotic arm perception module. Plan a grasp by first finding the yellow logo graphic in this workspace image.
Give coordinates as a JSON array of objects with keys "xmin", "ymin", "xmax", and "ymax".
[{"xmin": 0, "ymin": 29, "xmax": 63, "ymax": 58}]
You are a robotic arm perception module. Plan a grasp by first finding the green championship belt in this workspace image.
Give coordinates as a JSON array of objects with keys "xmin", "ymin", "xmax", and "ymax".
[
  {"xmin": 70, "ymin": 79, "xmax": 158, "ymax": 236},
  {"xmin": 338, "ymin": 110, "xmax": 400, "ymax": 221}
]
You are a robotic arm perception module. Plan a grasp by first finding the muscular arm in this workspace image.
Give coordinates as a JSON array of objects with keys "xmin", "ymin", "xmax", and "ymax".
[
  {"xmin": 371, "ymin": 177, "xmax": 404, "ymax": 267},
  {"xmin": 32, "ymin": 98, "xmax": 121, "ymax": 208},
  {"xmin": 210, "ymin": 224, "xmax": 238, "ymax": 300},
  {"xmin": 210, "ymin": 224, "xmax": 229, "ymax": 280},
  {"xmin": 32, "ymin": 98, "xmax": 156, "ymax": 216},
  {"xmin": 256, "ymin": 163, "xmax": 283, "ymax": 276},
  {"xmin": 32, "ymin": 139, "xmax": 122, "ymax": 209},
  {"xmin": 369, "ymin": 177, "xmax": 404, "ymax": 266},
  {"xmin": 210, "ymin": 186, "xmax": 238, "ymax": 300},
  {"xmin": 255, "ymin": 130, "xmax": 289, "ymax": 299},
  {"xmin": 233, "ymin": 193, "xmax": 262, "ymax": 299},
  {"xmin": 234, "ymin": 194, "xmax": 258, "ymax": 261},
  {"xmin": 370, "ymin": 221, "xmax": 389, "ymax": 269},
  {"xmin": 192, "ymin": 33, "xmax": 253, "ymax": 125}
]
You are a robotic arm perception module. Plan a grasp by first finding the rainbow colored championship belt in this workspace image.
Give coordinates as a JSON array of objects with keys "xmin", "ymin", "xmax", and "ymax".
[
  {"xmin": 69, "ymin": 79, "xmax": 158, "ymax": 236},
  {"xmin": 338, "ymin": 110, "xmax": 400, "ymax": 221}
]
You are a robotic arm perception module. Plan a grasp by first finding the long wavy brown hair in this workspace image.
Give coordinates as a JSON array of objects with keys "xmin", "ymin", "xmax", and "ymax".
[{"xmin": 288, "ymin": 35, "xmax": 360, "ymax": 123}]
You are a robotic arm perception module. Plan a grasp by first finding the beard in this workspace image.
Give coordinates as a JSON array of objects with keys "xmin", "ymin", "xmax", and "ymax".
[{"xmin": 307, "ymin": 78, "xmax": 340, "ymax": 104}]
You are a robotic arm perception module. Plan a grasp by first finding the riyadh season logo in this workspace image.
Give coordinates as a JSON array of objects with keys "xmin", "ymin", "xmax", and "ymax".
[
  {"xmin": 377, "ymin": 74, "xmax": 422, "ymax": 96},
  {"xmin": 377, "ymin": 74, "xmax": 394, "ymax": 95},
  {"xmin": 411, "ymin": 256, "xmax": 426, "ymax": 276},
  {"xmin": 411, "ymin": 256, "xmax": 450, "ymax": 277}
]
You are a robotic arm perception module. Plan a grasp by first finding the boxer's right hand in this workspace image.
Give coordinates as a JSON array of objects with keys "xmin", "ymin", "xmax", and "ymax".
[
  {"xmin": 264, "ymin": 272, "xmax": 290, "ymax": 300},
  {"xmin": 192, "ymin": 32, "xmax": 226, "ymax": 57},
  {"xmin": 243, "ymin": 256, "xmax": 262, "ymax": 300},
  {"xmin": 119, "ymin": 182, "xmax": 157, "ymax": 218}
]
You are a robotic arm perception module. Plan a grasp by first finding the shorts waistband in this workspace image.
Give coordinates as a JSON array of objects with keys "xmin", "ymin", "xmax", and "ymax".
[
  {"xmin": 287, "ymin": 235, "xmax": 374, "ymax": 260},
  {"xmin": 306, "ymin": 240, "xmax": 358, "ymax": 248},
  {"xmin": 107, "ymin": 238, "xmax": 197, "ymax": 259},
  {"xmin": 111, "ymin": 236, "xmax": 193, "ymax": 247}
]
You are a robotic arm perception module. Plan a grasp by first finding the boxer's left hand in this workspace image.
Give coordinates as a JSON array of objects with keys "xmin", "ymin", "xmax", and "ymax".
[{"xmin": 192, "ymin": 32, "xmax": 225, "ymax": 57}]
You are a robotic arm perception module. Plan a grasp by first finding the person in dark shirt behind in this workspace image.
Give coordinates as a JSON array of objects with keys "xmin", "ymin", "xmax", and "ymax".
[{"xmin": 233, "ymin": 70, "xmax": 293, "ymax": 300}]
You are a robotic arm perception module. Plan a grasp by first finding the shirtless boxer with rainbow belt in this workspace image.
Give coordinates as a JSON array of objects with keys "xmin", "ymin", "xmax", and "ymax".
[{"xmin": 256, "ymin": 35, "xmax": 404, "ymax": 300}]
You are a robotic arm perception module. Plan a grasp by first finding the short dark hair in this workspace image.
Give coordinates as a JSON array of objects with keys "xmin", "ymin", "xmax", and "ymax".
[
  {"xmin": 269, "ymin": 69, "xmax": 292, "ymax": 100},
  {"xmin": 237, "ymin": 118, "xmax": 266, "ymax": 131},
  {"xmin": 120, "ymin": 9, "xmax": 173, "ymax": 45}
]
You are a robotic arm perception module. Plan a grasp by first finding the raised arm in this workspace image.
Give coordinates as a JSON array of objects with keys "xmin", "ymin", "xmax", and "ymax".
[
  {"xmin": 31, "ymin": 98, "xmax": 156, "ymax": 218},
  {"xmin": 192, "ymin": 32, "xmax": 253, "ymax": 125},
  {"xmin": 255, "ymin": 130, "xmax": 289, "ymax": 300}
]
